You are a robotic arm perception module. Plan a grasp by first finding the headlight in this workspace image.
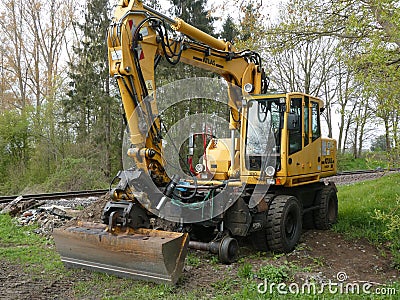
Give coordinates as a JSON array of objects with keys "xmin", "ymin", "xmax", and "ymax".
[
  {"xmin": 265, "ymin": 166, "xmax": 275, "ymax": 177},
  {"xmin": 244, "ymin": 83, "xmax": 254, "ymax": 93}
]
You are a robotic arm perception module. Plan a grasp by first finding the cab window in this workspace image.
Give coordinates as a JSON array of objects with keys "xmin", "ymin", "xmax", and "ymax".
[
  {"xmin": 311, "ymin": 101, "xmax": 321, "ymax": 141},
  {"xmin": 304, "ymin": 96, "xmax": 309, "ymax": 147},
  {"xmin": 289, "ymin": 98, "xmax": 302, "ymax": 155}
]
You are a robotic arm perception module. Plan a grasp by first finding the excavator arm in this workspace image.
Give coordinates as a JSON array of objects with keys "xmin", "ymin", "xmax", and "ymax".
[{"xmin": 108, "ymin": 0, "xmax": 268, "ymax": 176}]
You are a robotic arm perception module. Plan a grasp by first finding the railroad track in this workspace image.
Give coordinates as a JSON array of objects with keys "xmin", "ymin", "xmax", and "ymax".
[
  {"xmin": 0, "ymin": 189, "xmax": 108, "ymax": 205},
  {"xmin": 336, "ymin": 168, "xmax": 400, "ymax": 176},
  {"xmin": 1, "ymin": 168, "xmax": 399, "ymax": 205}
]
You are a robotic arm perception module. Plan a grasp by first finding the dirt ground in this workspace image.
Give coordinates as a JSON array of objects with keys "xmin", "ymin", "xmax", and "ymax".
[
  {"xmin": 179, "ymin": 230, "xmax": 399, "ymax": 291},
  {"xmin": 1, "ymin": 228, "xmax": 398, "ymax": 299},
  {"xmin": 1, "ymin": 189, "xmax": 399, "ymax": 299},
  {"xmin": 0, "ymin": 259, "xmax": 81, "ymax": 300}
]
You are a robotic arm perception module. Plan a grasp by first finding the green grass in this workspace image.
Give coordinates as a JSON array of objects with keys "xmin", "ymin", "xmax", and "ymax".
[
  {"xmin": 0, "ymin": 214, "xmax": 64, "ymax": 275},
  {"xmin": 1, "ymin": 174, "xmax": 400, "ymax": 299},
  {"xmin": 186, "ymin": 252, "xmax": 202, "ymax": 267},
  {"xmin": 334, "ymin": 173, "xmax": 400, "ymax": 267},
  {"xmin": 337, "ymin": 152, "xmax": 391, "ymax": 171},
  {"xmin": 74, "ymin": 274, "xmax": 180, "ymax": 300}
]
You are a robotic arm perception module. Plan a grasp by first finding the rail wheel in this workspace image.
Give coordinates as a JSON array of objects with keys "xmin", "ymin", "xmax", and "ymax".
[
  {"xmin": 218, "ymin": 236, "xmax": 239, "ymax": 264},
  {"xmin": 266, "ymin": 195, "xmax": 302, "ymax": 253},
  {"xmin": 314, "ymin": 184, "xmax": 338, "ymax": 230}
]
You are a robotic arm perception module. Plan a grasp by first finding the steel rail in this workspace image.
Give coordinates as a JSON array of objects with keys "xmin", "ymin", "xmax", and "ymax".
[
  {"xmin": 1, "ymin": 168, "xmax": 399, "ymax": 205},
  {"xmin": 336, "ymin": 167, "xmax": 400, "ymax": 176},
  {"xmin": 0, "ymin": 189, "xmax": 108, "ymax": 205}
]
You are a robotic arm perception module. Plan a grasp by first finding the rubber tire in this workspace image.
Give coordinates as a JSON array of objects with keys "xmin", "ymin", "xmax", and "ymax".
[
  {"xmin": 266, "ymin": 195, "xmax": 302, "ymax": 253},
  {"xmin": 314, "ymin": 185, "xmax": 338, "ymax": 230}
]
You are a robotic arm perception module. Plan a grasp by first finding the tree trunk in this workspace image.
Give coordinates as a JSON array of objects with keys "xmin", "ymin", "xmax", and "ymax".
[
  {"xmin": 384, "ymin": 118, "xmax": 391, "ymax": 151},
  {"xmin": 353, "ymin": 119, "xmax": 359, "ymax": 159},
  {"xmin": 357, "ymin": 99, "xmax": 369, "ymax": 158},
  {"xmin": 105, "ymin": 79, "xmax": 111, "ymax": 178}
]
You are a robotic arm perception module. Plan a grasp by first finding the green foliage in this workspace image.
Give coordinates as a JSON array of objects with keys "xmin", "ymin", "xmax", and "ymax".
[
  {"xmin": 0, "ymin": 2, "xmax": 124, "ymax": 195},
  {"xmin": 371, "ymin": 134, "xmax": 393, "ymax": 152},
  {"xmin": 66, "ymin": 0, "xmax": 121, "ymax": 177},
  {"xmin": 0, "ymin": 109, "xmax": 31, "ymax": 162},
  {"xmin": 237, "ymin": 262, "xmax": 254, "ymax": 279},
  {"xmin": 373, "ymin": 198, "xmax": 400, "ymax": 269},
  {"xmin": 334, "ymin": 173, "xmax": 400, "ymax": 267},
  {"xmin": 234, "ymin": 2, "xmax": 266, "ymax": 52},
  {"xmin": 337, "ymin": 152, "xmax": 391, "ymax": 171},
  {"xmin": 256, "ymin": 264, "xmax": 289, "ymax": 283},
  {"xmin": 267, "ymin": 0, "xmax": 400, "ymax": 155},
  {"xmin": 32, "ymin": 157, "xmax": 108, "ymax": 192},
  {"xmin": 169, "ymin": 0, "xmax": 215, "ymax": 35},
  {"xmin": 220, "ymin": 16, "xmax": 238, "ymax": 42},
  {"xmin": 0, "ymin": 109, "xmax": 32, "ymax": 193}
]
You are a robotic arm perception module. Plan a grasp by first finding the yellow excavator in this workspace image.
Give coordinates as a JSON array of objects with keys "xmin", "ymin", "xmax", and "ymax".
[{"xmin": 53, "ymin": 0, "xmax": 338, "ymax": 284}]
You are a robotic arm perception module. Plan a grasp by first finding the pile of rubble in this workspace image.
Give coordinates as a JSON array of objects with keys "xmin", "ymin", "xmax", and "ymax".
[
  {"xmin": 0, "ymin": 195, "xmax": 104, "ymax": 236},
  {"xmin": 18, "ymin": 206, "xmax": 84, "ymax": 236}
]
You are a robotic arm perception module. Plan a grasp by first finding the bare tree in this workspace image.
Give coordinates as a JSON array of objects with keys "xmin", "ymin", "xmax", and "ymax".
[
  {"xmin": 0, "ymin": 0, "xmax": 77, "ymax": 112},
  {"xmin": 267, "ymin": 37, "xmax": 339, "ymax": 138},
  {"xmin": 24, "ymin": 0, "xmax": 76, "ymax": 107},
  {"xmin": 0, "ymin": 0, "xmax": 29, "ymax": 110}
]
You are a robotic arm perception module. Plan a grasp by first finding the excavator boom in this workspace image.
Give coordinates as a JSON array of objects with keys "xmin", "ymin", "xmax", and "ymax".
[{"xmin": 52, "ymin": 0, "xmax": 238, "ymax": 284}]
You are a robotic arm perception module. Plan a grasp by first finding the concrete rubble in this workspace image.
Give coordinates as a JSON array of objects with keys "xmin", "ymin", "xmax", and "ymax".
[
  {"xmin": 0, "ymin": 196, "xmax": 43, "ymax": 217},
  {"xmin": 1, "ymin": 197, "xmax": 99, "ymax": 236}
]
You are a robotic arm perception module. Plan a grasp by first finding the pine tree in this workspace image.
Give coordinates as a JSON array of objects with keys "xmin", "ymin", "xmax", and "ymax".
[
  {"xmin": 220, "ymin": 16, "xmax": 238, "ymax": 42},
  {"xmin": 66, "ymin": 0, "xmax": 121, "ymax": 177},
  {"xmin": 159, "ymin": 0, "xmax": 228, "ymax": 165},
  {"xmin": 156, "ymin": 0, "xmax": 218, "ymax": 101},
  {"xmin": 170, "ymin": 0, "xmax": 215, "ymax": 35}
]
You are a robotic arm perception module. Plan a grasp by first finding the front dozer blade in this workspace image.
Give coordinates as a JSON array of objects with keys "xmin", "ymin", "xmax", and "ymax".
[{"xmin": 53, "ymin": 222, "xmax": 189, "ymax": 284}]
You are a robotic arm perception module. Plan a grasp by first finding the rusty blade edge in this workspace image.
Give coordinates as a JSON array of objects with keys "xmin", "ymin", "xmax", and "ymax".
[{"xmin": 61, "ymin": 257, "xmax": 176, "ymax": 284}]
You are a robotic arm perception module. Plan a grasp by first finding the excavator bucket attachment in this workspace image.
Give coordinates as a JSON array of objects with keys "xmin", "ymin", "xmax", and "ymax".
[{"xmin": 53, "ymin": 222, "xmax": 189, "ymax": 284}]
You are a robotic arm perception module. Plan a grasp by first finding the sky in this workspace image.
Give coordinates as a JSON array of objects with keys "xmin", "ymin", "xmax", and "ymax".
[{"xmin": 156, "ymin": 0, "xmax": 283, "ymax": 28}]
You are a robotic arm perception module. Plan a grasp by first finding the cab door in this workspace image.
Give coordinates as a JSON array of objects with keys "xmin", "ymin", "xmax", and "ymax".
[{"xmin": 286, "ymin": 95, "xmax": 321, "ymax": 177}]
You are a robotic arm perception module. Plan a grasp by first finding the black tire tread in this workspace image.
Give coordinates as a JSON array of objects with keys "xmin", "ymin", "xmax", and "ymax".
[
  {"xmin": 266, "ymin": 195, "xmax": 302, "ymax": 253},
  {"xmin": 314, "ymin": 186, "xmax": 338, "ymax": 230}
]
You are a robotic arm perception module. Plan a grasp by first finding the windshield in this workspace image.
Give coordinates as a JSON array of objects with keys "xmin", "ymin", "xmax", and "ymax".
[{"xmin": 245, "ymin": 99, "xmax": 281, "ymax": 171}]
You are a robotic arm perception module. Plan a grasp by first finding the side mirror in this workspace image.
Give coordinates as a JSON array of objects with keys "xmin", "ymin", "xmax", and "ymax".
[{"xmin": 287, "ymin": 113, "xmax": 300, "ymax": 131}]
